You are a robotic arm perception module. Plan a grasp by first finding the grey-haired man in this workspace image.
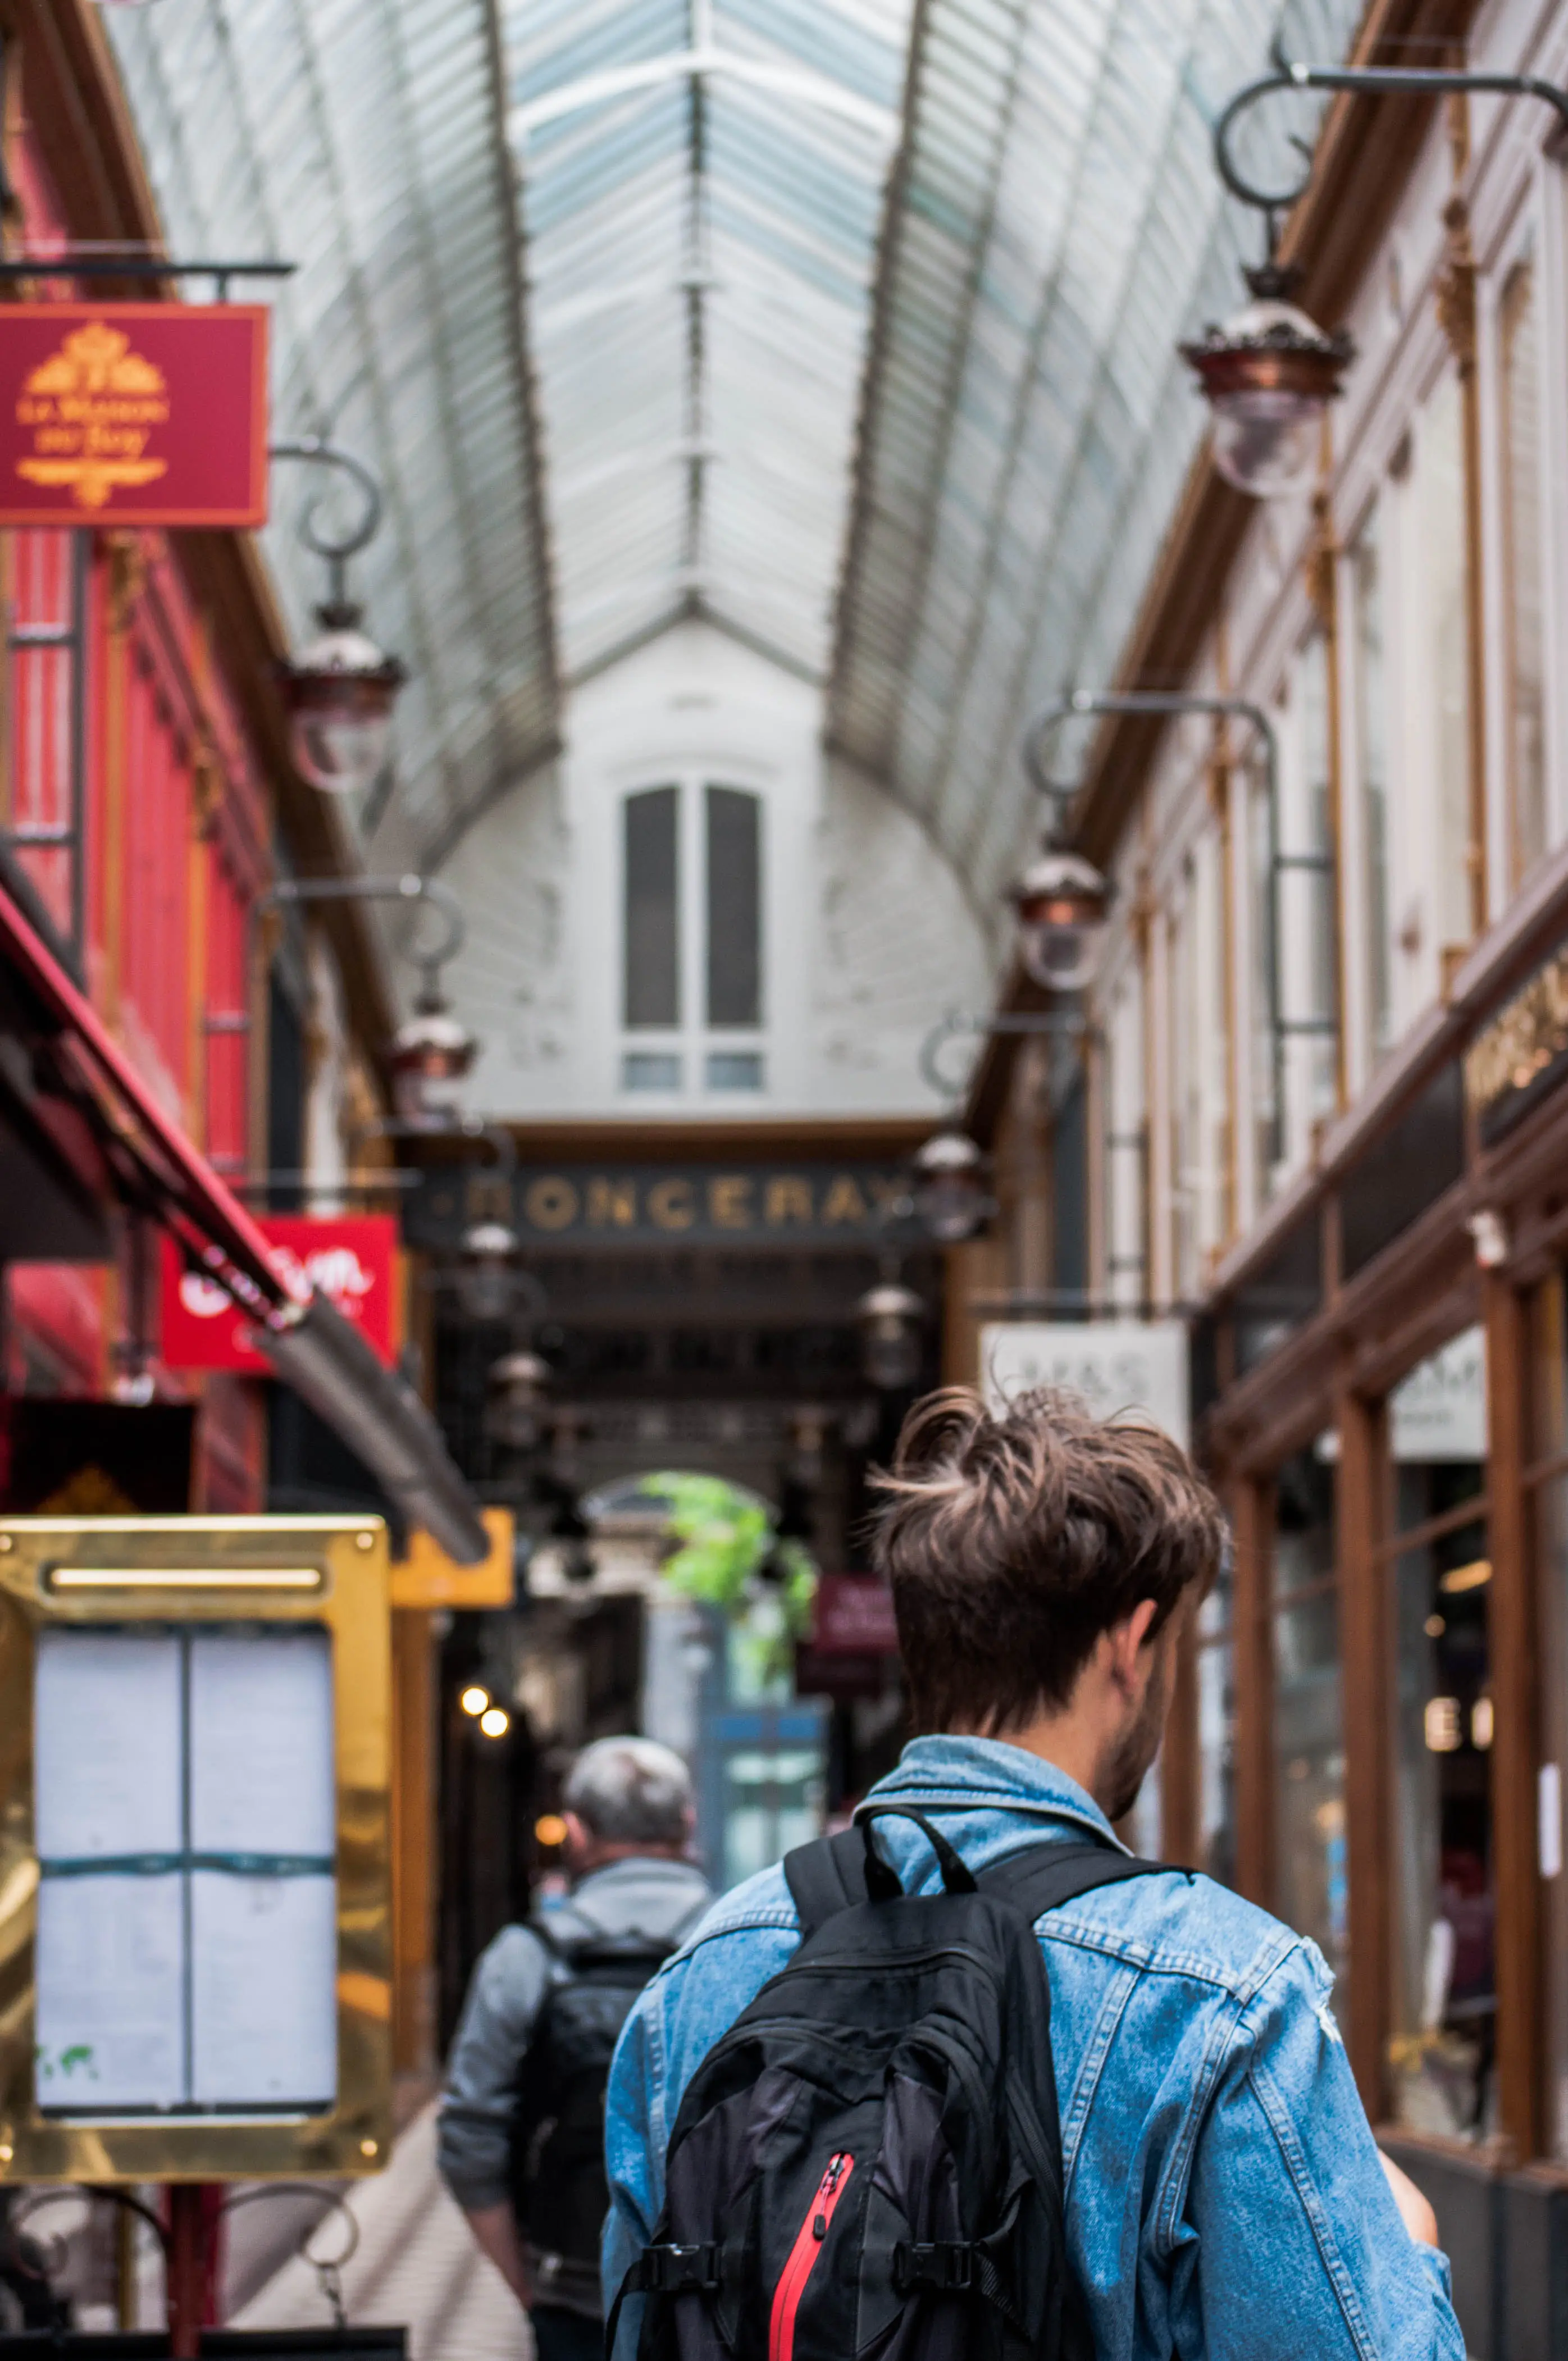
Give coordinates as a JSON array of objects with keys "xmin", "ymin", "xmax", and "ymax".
[{"xmin": 438, "ymin": 1735, "xmax": 710, "ymax": 2361}]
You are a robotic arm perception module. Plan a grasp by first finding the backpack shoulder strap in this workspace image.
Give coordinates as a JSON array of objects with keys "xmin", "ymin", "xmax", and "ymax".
[
  {"xmin": 979, "ymin": 1838, "xmax": 1173, "ymax": 1923},
  {"xmin": 525, "ymin": 1911, "xmax": 581, "ymax": 1967},
  {"xmin": 782, "ymin": 1826, "xmax": 870, "ymax": 1939}
]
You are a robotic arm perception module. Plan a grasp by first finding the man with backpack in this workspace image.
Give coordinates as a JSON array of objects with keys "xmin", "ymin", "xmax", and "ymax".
[
  {"xmin": 604, "ymin": 1388, "xmax": 1463, "ymax": 2361},
  {"xmin": 438, "ymin": 1735, "xmax": 710, "ymax": 2361}
]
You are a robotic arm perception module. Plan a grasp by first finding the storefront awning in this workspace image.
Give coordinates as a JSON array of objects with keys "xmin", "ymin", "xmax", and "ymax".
[{"xmin": 0, "ymin": 876, "xmax": 489, "ymax": 1565}]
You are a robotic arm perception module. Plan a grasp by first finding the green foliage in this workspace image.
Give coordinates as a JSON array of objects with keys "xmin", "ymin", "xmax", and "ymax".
[{"xmin": 642, "ymin": 1474, "xmax": 818, "ymax": 1676}]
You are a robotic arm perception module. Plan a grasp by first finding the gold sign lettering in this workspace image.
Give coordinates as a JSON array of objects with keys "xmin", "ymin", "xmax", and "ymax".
[
  {"xmin": 15, "ymin": 323, "xmax": 170, "ymax": 509},
  {"xmin": 708, "ymin": 1175, "xmax": 754, "ymax": 1229},
  {"xmin": 647, "ymin": 1178, "xmax": 695, "ymax": 1230},
  {"xmin": 820, "ymin": 1175, "xmax": 867, "ymax": 1225},
  {"xmin": 587, "ymin": 1176, "xmax": 637, "ymax": 1228},
  {"xmin": 764, "ymin": 1175, "xmax": 813, "ymax": 1226},
  {"xmin": 1466, "ymin": 942, "xmax": 1568, "ymax": 1115},
  {"xmin": 524, "ymin": 1175, "xmax": 580, "ymax": 1230}
]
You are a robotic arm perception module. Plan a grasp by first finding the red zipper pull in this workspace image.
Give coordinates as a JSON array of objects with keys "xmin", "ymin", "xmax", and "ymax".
[
  {"xmin": 771, "ymin": 2154, "xmax": 856, "ymax": 2361},
  {"xmin": 814, "ymin": 2153, "xmax": 849, "ymax": 2233}
]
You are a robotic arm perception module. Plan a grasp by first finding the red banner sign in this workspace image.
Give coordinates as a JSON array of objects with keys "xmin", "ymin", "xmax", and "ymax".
[
  {"xmin": 0, "ymin": 303, "xmax": 268, "ymax": 527},
  {"xmin": 812, "ymin": 1575, "xmax": 900, "ymax": 1656},
  {"xmin": 160, "ymin": 1217, "xmax": 399, "ymax": 1372}
]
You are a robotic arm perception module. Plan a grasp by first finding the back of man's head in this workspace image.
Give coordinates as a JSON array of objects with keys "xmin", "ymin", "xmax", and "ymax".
[
  {"xmin": 564, "ymin": 1735, "xmax": 693, "ymax": 1849},
  {"xmin": 870, "ymin": 1385, "xmax": 1225, "ymax": 1737}
]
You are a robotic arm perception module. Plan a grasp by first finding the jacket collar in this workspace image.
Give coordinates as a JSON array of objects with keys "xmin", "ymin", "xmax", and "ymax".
[
  {"xmin": 858, "ymin": 1734, "xmax": 1131, "ymax": 1856},
  {"xmin": 563, "ymin": 1853, "xmax": 712, "ymax": 1932}
]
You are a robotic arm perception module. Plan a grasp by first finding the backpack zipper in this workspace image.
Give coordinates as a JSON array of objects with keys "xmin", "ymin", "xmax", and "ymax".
[{"xmin": 768, "ymin": 2152, "xmax": 854, "ymax": 2361}]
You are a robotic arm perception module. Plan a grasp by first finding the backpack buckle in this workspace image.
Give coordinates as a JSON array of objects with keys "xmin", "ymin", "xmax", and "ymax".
[
  {"xmin": 640, "ymin": 2243, "xmax": 720, "ymax": 2294},
  {"xmin": 895, "ymin": 2241, "xmax": 974, "ymax": 2294}
]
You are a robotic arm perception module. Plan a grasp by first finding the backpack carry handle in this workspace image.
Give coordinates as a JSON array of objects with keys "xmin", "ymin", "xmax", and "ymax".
[{"xmin": 856, "ymin": 1804, "xmax": 978, "ymax": 1898}]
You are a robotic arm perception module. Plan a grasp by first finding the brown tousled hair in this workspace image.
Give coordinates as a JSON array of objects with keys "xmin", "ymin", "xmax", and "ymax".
[{"xmin": 869, "ymin": 1385, "xmax": 1225, "ymax": 1735}]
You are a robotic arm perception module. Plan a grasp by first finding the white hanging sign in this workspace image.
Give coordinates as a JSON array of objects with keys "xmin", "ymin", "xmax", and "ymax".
[
  {"xmin": 980, "ymin": 1321, "xmax": 1191, "ymax": 1452},
  {"xmin": 1387, "ymin": 1325, "xmax": 1487, "ymax": 1463}
]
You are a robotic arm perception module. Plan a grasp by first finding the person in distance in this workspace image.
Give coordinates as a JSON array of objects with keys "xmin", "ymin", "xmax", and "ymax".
[{"xmin": 439, "ymin": 1736, "xmax": 710, "ymax": 2361}]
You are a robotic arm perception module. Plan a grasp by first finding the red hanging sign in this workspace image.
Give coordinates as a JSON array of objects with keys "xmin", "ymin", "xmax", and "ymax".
[
  {"xmin": 0, "ymin": 303, "xmax": 269, "ymax": 527},
  {"xmin": 160, "ymin": 1217, "xmax": 400, "ymax": 1372}
]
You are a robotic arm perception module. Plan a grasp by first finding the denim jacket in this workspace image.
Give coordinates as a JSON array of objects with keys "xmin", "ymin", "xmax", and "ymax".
[{"xmin": 604, "ymin": 1736, "xmax": 1462, "ymax": 2361}]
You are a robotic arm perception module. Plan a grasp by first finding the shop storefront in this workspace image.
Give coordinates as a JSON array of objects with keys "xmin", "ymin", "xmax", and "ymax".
[{"xmin": 1173, "ymin": 892, "xmax": 1568, "ymax": 2351}]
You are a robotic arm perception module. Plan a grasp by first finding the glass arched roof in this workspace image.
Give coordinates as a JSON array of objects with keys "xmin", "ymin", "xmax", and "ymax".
[
  {"xmin": 827, "ymin": 0, "xmax": 1368, "ymax": 919},
  {"xmin": 502, "ymin": 0, "xmax": 913, "ymax": 681},
  {"xmin": 104, "ymin": 0, "xmax": 1367, "ymax": 913}
]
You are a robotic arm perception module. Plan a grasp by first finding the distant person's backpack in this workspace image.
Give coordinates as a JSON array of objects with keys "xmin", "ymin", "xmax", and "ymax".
[
  {"xmin": 613, "ymin": 1806, "xmax": 1163, "ymax": 2361},
  {"xmin": 511, "ymin": 1917, "xmax": 690, "ymax": 2273}
]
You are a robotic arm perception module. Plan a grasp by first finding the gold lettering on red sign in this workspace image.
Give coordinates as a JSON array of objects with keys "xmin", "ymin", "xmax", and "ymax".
[{"xmin": 15, "ymin": 322, "xmax": 171, "ymax": 509}]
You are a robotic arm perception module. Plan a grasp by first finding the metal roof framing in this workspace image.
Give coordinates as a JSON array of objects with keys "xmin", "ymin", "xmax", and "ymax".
[{"xmin": 104, "ymin": 0, "xmax": 560, "ymax": 875}]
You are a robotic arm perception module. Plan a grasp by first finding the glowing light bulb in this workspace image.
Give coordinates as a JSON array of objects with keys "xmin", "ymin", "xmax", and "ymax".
[{"xmin": 460, "ymin": 1684, "xmax": 490, "ymax": 1717}]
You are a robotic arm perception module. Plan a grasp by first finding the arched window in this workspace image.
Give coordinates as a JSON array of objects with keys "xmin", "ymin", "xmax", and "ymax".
[{"xmin": 621, "ymin": 780, "xmax": 764, "ymax": 1094}]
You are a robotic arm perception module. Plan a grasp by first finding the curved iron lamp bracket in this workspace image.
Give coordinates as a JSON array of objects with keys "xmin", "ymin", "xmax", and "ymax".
[
  {"xmin": 1023, "ymin": 687, "xmax": 1277, "ymax": 824},
  {"xmin": 1215, "ymin": 48, "xmax": 1568, "ymax": 257},
  {"xmin": 1022, "ymin": 686, "xmax": 1334, "ymax": 1178},
  {"xmin": 920, "ymin": 1009, "xmax": 1092, "ymax": 1101},
  {"xmin": 269, "ymin": 437, "xmax": 385, "ymax": 612},
  {"xmin": 259, "ymin": 872, "xmax": 466, "ymax": 1001},
  {"xmin": 355, "ymin": 1114, "xmax": 516, "ymax": 1170}
]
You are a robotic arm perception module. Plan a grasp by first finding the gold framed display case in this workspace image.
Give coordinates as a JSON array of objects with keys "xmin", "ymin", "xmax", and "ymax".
[{"xmin": 0, "ymin": 1514, "xmax": 392, "ymax": 2184}]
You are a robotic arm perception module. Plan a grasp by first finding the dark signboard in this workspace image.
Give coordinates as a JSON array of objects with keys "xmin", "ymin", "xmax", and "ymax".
[
  {"xmin": 405, "ymin": 1163, "xmax": 914, "ymax": 1253},
  {"xmin": 1465, "ymin": 936, "xmax": 1568, "ymax": 1145},
  {"xmin": 0, "ymin": 1400, "xmax": 195, "ymax": 1514}
]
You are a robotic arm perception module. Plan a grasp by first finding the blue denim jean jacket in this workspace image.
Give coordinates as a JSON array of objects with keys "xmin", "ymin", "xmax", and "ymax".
[{"xmin": 604, "ymin": 1736, "xmax": 1462, "ymax": 2361}]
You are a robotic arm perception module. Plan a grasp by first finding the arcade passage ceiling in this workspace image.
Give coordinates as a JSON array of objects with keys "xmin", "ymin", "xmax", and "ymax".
[{"xmin": 106, "ymin": 0, "xmax": 1365, "ymax": 902}]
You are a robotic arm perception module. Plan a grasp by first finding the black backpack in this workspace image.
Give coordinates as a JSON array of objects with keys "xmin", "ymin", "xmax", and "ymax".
[
  {"xmin": 512, "ymin": 1916, "xmax": 695, "ymax": 2272},
  {"xmin": 613, "ymin": 1805, "xmax": 1164, "ymax": 2361}
]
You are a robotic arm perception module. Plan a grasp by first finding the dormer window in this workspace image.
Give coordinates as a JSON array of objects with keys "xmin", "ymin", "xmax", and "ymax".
[{"xmin": 622, "ymin": 780, "xmax": 764, "ymax": 1095}]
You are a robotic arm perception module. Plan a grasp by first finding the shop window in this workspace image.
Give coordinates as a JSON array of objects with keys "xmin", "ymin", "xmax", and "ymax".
[
  {"xmin": 6, "ymin": 528, "xmax": 87, "ymax": 961},
  {"xmin": 1526, "ymin": 1273, "xmax": 1568, "ymax": 2160},
  {"xmin": 1054, "ymin": 1072, "xmax": 1088, "ymax": 1296},
  {"xmin": 1337, "ymin": 1060, "xmax": 1465, "ymax": 1281},
  {"xmin": 121, "ymin": 644, "xmax": 193, "ymax": 1106},
  {"xmin": 1499, "ymin": 252, "xmax": 1546, "ymax": 884},
  {"xmin": 621, "ymin": 780, "xmax": 764, "ymax": 1096},
  {"xmin": 1271, "ymin": 1446, "xmax": 1346, "ymax": 1995},
  {"xmin": 1169, "ymin": 833, "xmax": 1229, "ymax": 1292},
  {"xmin": 705, "ymin": 786, "xmax": 760, "ymax": 1027},
  {"xmin": 1250, "ymin": 640, "xmax": 1335, "ymax": 1197},
  {"xmin": 1383, "ymin": 1327, "xmax": 1493, "ymax": 2143},
  {"xmin": 204, "ymin": 842, "xmax": 249, "ymax": 1178},
  {"xmin": 624, "ymin": 785, "xmax": 681, "ymax": 1031},
  {"xmin": 1196, "ymin": 1542, "xmax": 1236, "ymax": 1885},
  {"xmin": 1349, "ymin": 499, "xmax": 1393, "ymax": 1060},
  {"xmin": 1415, "ymin": 370, "xmax": 1474, "ymax": 955},
  {"xmin": 1233, "ymin": 1208, "xmax": 1322, "ymax": 1374},
  {"xmin": 1104, "ymin": 968, "xmax": 1146, "ymax": 1310}
]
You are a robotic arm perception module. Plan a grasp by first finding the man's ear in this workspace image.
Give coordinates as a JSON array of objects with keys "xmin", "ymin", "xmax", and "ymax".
[
  {"xmin": 563, "ymin": 1810, "xmax": 592, "ymax": 1857},
  {"xmin": 1105, "ymin": 1598, "xmax": 1160, "ymax": 1694}
]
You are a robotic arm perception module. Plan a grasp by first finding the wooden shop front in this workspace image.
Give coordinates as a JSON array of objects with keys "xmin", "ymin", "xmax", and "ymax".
[{"xmin": 1173, "ymin": 872, "xmax": 1568, "ymax": 2357}]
